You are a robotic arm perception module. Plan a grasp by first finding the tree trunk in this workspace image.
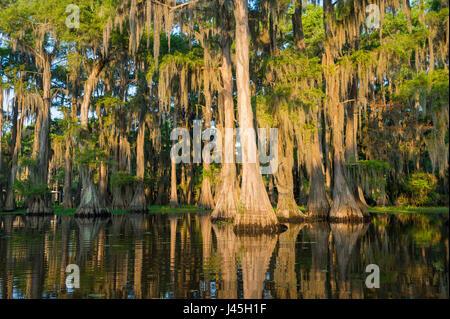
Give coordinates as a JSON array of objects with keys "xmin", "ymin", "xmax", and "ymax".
[
  {"xmin": 63, "ymin": 93, "xmax": 76, "ymax": 209},
  {"xmin": 211, "ymin": 36, "xmax": 239, "ymax": 221},
  {"xmin": 275, "ymin": 129, "xmax": 305, "ymax": 222},
  {"xmin": 233, "ymin": 0, "xmax": 280, "ymax": 233},
  {"xmin": 345, "ymin": 81, "xmax": 368, "ymax": 212},
  {"xmin": 169, "ymin": 158, "xmax": 179, "ymax": 208},
  {"xmin": 4, "ymin": 98, "xmax": 21, "ymax": 211},
  {"xmin": 197, "ymin": 59, "xmax": 215, "ymax": 210},
  {"xmin": 0, "ymin": 89, "xmax": 3, "ymax": 209},
  {"xmin": 129, "ymin": 112, "xmax": 148, "ymax": 212},
  {"xmin": 292, "ymin": 0, "xmax": 306, "ymax": 51},
  {"xmin": 62, "ymin": 136, "xmax": 73, "ymax": 209},
  {"xmin": 75, "ymin": 57, "xmax": 110, "ymax": 217},
  {"xmin": 27, "ymin": 57, "xmax": 53, "ymax": 215},
  {"xmin": 329, "ymin": 96, "xmax": 366, "ymax": 222},
  {"xmin": 306, "ymin": 122, "xmax": 330, "ymax": 220}
]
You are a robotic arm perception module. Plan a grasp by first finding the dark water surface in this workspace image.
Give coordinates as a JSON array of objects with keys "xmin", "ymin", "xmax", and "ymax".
[{"xmin": 0, "ymin": 212, "xmax": 448, "ymax": 299}]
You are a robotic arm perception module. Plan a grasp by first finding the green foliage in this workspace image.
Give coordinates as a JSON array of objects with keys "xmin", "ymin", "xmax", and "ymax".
[
  {"xmin": 13, "ymin": 180, "xmax": 48, "ymax": 197},
  {"xmin": 347, "ymin": 159, "xmax": 390, "ymax": 172},
  {"xmin": 110, "ymin": 171, "xmax": 136, "ymax": 186},
  {"xmin": 406, "ymin": 172, "xmax": 438, "ymax": 206}
]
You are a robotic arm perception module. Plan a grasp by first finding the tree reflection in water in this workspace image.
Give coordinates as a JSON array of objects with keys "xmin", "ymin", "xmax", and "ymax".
[{"xmin": 0, "ymin": 212, "xmax": 447, "ymax": 299}]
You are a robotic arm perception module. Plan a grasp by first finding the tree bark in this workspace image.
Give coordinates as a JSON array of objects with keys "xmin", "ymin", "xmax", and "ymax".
[
  {"xmin": 292, "ymin": 0, "xmax": 306, "ymax": 52},
  {"xmin": 329, "ymin": 96, "xmax": 366, "ymax": 222},
  {"xmin": 62, "ymin": 136, "xmax": 73, "ymax": 209},
  {"xmin": 27, "ymin": 56, "xmax": 53, "ymax": 215},
  {"xmin": 233, "ymin": 0, "xmax": 281, "ymax": 233},
  {"xmin": 75, "ymin": 57, "xmax": 110, "ymax": 217},
  {"xmin": 306, "ymin": 121, "xmax": 330, "ymax": 220},
  {"xmin": 129, "ymin": 111, "xmax": 148, "ymax": 211},
  {"xmin": 211, "ymin": 36, "xmax": 239, "ymax": 221},
  {"xmin": 63, "ymin": 93, "xmax": 77, "ymax": 209},
  {"xmin": 275, "ymin": 130, "xmax": 306, "ymax": 222},
  {"xmin": 0, "ymin": 89, "xmax": 3, "ymax": 209},
  {"xmin": 345, "ymin": 80, "xmax": 368, "ymax": 212},
  {"xmin": 4, "ymin": 98, "xmax": 21, "ymax": 211},
  {"xmin": 169, "ymin": 112, "xmax": 179, "ymax": 208},
  {"xmin": 197, "ymin": 55, "xmax": 215, "ymax": 210}
]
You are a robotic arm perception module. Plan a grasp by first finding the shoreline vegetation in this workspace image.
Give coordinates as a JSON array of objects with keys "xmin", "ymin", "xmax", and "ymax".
[{"xmin": 1, "ymin": 205, "xmax": 448, "ymax": 216}]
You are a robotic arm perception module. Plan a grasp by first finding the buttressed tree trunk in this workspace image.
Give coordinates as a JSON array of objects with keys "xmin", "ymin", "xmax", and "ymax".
[
  {"xmin": 28, "ymin": 56, "xmax": 53, "ymax": 215},
  {"xmin": 306, "ymin": 121, "xmax": 330, "ymax": 220},
  {"xmin": 129, "ymin": 111, "xmax": 148, "ymax": 211},
  {"xmin": 4, "ymin": 98, "xmax": 20, "ymax": 211},
  {"xmin": 75, "ymin": 58, "xmax": 110, "ymax": 217},
  {"xmin": 275, "ymin": 128, "xmax": 305, "ymax": 222},
  {"xmin": 197, "ymin": 50, "xmax": 215, "ymax": 210},
  {"xmin": 169, "ymin": 113, "xmax": 179, "ymax": 208},
  {"xmin": 63, "ymin": 93, "xmax": 78, "ymax": 209},
  {"xmin": 211, "ymin": 36, "xmax": 239, "ymax": 221},
  {"xmin": 345, "ymin": 80, "xmax": 368, "ymax": 213},
  {"xmin": 329, "ymin": 96, "xmax": 366, "ymax": 222},
  {"xmin": 233, "ymin": 0, "xmax": 280, "ymax": 233},
  {"xmin": 0, "ymin": 89, "xmax": 4, "ymax": 209}
]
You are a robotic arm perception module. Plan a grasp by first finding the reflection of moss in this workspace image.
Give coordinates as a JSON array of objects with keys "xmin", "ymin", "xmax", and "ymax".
[{"xmin": 411, "ymin": 228, "xmax": 441, "ymax": 246}]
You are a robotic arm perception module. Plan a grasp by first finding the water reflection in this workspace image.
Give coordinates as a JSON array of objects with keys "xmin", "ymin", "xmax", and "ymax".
[{"xmin": 0, "ymin": 212, "xmax": 448, "ymax": 299}]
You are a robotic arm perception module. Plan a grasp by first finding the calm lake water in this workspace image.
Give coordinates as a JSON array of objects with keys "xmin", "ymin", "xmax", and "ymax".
[{"xmin": 0, "ymin": 212, "xmax": 448, "ymax": 299}]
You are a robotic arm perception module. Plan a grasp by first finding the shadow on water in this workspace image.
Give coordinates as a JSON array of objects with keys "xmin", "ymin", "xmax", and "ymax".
[{"xmin": 0, "ymin": 212, "xmax": 448, "ymax": 299}]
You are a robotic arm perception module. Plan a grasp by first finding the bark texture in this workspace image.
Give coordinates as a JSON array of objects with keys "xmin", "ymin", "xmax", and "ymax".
[
  {"xmin": 211, "ymin": 36, "xmax": 239, "ymax": 221},
  {"xmin": 27, "ymin": 57, "xmax": 53, "ymax": 215},
  {"xmin": 233, "ymin": 0, "xmax": 281, "ymax": 233},
  {"xmin": 306, "ymin": 125, "xmax": 330, "ymax": 220},
  {"xmin": 129, "ymin": 112, "xmax": 148, "ymax": 212}
]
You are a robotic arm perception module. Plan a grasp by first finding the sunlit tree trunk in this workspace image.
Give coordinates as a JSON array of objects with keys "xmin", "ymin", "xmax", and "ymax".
[
  {"xmin": 75, "ymin": 58, "xmax": 110, "ymax": 217},
  {"xmin": 197, "ymin": 63, "xmax": 215, "ymax": 209},
  {"xmin": 306, "ymin": 120, "xmax": 330, "ymax": 219},
  {"xmin": 130, "ymin": 111, "xmax": 148, "ymax": 211},
  {"xmin": 63, "ymin": 93, "xmax": 77, "ymax": 209},
  {"xmin": 345, "ymin": 80, "xmax": 368, "ymax": 212},
  {"xmin": 212, "ymin": 36, "xmax": 239, "ymax": 220},
  {"xmin": 28, "ymin": 56, "xmax": 53, "ymax": 215},
  {"xmin": 5, "ymin": 98, "xmax": 21, "ymax": 211},
  {"xmin": 275, "ymin": 129, "xmax": 305, "ymax": 221},
  {"xmin": 0, "ymin": 89, "xmax": 4, "ymax": 209},
  {"xmin": 233, "ymin": 0, "xmax": 280, "ymax": 233}
]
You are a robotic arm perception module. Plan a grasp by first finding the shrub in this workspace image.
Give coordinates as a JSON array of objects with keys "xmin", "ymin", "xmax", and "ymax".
[{"xmin": 406, "ymin": 173, "xmax": 438, "ymax": 206}]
